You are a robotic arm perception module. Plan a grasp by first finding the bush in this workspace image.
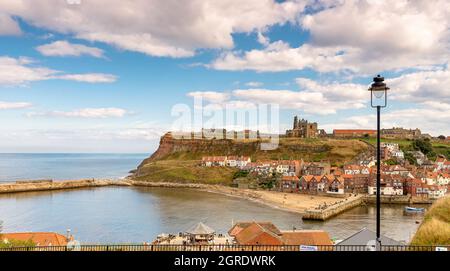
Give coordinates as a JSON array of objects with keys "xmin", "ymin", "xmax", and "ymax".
[
  {"xmin": 0, "ymin": 237, "xmax": 36, "ymax": 249},
  {"xmin": 412, "ymin": 139, "xmax": 433, "ymax": 155},
  {"xmin": 233, "ymin": 170, "xmax": 249, "ymax": 179}
]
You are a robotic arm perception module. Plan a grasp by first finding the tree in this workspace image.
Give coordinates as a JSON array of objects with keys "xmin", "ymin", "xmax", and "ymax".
[
  {"xmin": 412, "ymin": 138, "xmax": 433, "ymax": 155},
  {"xmin": 438, "ymin": 135, "xmax": 446, "ymax": 140},
  {"xmin": 404, "ymin": 152, "xmax": 417, "ymax": 166}
]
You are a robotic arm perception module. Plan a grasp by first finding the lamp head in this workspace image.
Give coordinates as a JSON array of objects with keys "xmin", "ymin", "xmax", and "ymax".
[{"xmin": 369, "ymin": 74, "xmax": 389, "ymax": 107}]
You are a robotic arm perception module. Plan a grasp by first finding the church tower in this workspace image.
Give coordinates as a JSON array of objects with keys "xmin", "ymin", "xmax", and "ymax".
[{"xmin": 293, "ymin": 115, "xmax": 299, "ymax": 129}]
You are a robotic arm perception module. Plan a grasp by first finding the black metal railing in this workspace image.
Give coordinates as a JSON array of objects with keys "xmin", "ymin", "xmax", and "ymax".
[{"xmin": 0, "ymin": 244, "xmax": 448, "ymax": 252}]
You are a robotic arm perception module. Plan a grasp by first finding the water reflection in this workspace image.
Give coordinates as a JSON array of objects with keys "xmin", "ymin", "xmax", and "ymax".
[{"xmin": 0, "ymin": 187, "xmax": 424, "ymax": 244}]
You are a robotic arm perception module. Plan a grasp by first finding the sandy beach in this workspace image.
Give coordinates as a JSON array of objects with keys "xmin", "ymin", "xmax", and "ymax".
[{"xmin": 200, "ymin": 185, "xmax": 348, "ymax": 214}]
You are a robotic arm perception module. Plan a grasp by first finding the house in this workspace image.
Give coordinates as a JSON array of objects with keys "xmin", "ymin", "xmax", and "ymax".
[
  {"xmin": 201, "ymin": 156, "xmax": 227, "ymax": 167},
  {"xmin": 228, "ymin": 222, "xmax": 280, "ymax": 238},
  {"xmin": 407, "ymin": 151, "xmax": 426, "ymax": 165},
  {"xmin": 236, "ymin": 156, "xmax": 251, "ymax": 168},
  {"xmin": 437, "ymin": 173, "xmax": 450, "ymax": 186},
  {"xmin": 404, "ymin": 178, "xmax": 429, "ymax": 197},
  {"xmin": 391, "ymin": 150, "xmax": 404, "ymax": 159},
  {"xmin": 226, "ymin": 156, "xmax": 238, "ymax": 167},
  {"xmin": 0, "ymin": 232, "xmax": 69, "ymax": 247},
  {"xmin": 436, "ymin": 157, "xmax": 447, "ymax": 170},
  {"xmin": 229, "ymin": 222, "xmax": 333, "ymax": 246},
  {"xmin": 232, "ymin": 222, "xmax": 283, "ymax": 245},
  {"xmin": 344, "ymin": 165, "xmax": 370, "ymax": 175},
  {"xmin": 326, "ymin": 176, "xmax": 345, "ymax": 194},
  {"xmin": 299, "ymin": 175, "xmax": 319, "ymax": 193},
  {"xmin": 382, "ymin": 165, "xmax": 410, "ymax": 177},
  {"xmin": 302, "ymin": 162, "xmax": 330, "ymax": 176},
  {"xmin": 368, "ymin": 174, "xmax": 403, "ymax": 195},
  {"xmin": 280, "ymin": 175, "xmax": 300, "ymax": 192},
  {"xmin": 342, "ymin": 174, "xmax": 369, "ymax": 193},
  {"xmin": 336, "ymin": 228, "xmax": 403, "ymax": 249},
  {"xmin": 427, "ymin": 185, "xmax": 447, "ymax": 199},
  {"xmin": 380, "ymin": 142, "xmax": 400, "ymax": 152},
  {"xmin": 280, "ymin": 230, "xmax": 333, "ymax": 246}
]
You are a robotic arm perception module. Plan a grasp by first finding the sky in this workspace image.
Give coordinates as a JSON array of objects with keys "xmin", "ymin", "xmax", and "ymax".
[{"xmin": 0, "ymin": 0, "xmax": 449, "ymax": 153}]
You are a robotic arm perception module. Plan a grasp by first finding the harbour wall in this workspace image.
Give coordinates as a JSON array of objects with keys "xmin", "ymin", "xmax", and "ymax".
[{"xmin": 302, "ymin": 194, "xmax": 364, "ymax": 221}]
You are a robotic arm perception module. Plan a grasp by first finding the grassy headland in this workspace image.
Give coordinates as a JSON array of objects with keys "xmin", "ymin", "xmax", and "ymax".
[
  {"xmin": 132, "ymin": 135, "xmax": 371, "ymax": 184},
  {"xmin": 410, "ymin": 196, "xmax": 450, "ymax": 246}
]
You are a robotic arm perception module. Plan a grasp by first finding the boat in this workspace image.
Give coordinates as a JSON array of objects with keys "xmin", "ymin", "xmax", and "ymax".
[{"xmin": 404, "ymin": 206, "xmax": 425, "ymax": 212}]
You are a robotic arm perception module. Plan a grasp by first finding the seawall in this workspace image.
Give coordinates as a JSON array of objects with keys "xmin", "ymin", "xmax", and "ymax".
[
  {"xmin": 363, "ymin": 195, "xmax": 434, "ymax": 204},
  {"xmin": 302, "ymin": 194, "xmax": 364, "ymax": 221},
  {"xmin": 0, "ymin": 179, "xmax": 130, "ymax": 194}
]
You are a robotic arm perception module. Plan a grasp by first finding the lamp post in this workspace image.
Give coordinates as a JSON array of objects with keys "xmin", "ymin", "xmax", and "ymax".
[{"xmin": 368, "ymin": 75, "xmax": 389, "ymax": 251}]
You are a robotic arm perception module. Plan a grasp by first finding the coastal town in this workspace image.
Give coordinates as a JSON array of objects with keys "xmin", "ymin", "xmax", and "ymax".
[
  {"xmin": 1, "ymin": 115, "xmax": 449, "ymax": 251},
  {"xmin": 199, "ymin": 116, "xmax": 450, "ymax": 201}
]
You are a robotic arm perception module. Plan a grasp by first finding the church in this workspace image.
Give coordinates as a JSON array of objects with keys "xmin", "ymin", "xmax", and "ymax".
[{"xmin": 285, "ymin": 116, "xmax": 319, "ymax": 138}]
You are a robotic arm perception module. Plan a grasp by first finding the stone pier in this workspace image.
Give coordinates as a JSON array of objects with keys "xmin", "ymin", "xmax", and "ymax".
[{"xmin": 302, "ymin": 194, "xmax": 364, "ymax": 221}]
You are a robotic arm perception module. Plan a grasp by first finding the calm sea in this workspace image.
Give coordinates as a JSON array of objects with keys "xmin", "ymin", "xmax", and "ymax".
[
  {"xmin": 0, "ymin": 187, "xmax": 424, "ymax": 244},
  {"xmin": 0, "ymin": 154, "xmax": 424, "ymax": 244},
  {"xmin": 0, "ymin": 153, "xmax": 148, "ymax": 182}
]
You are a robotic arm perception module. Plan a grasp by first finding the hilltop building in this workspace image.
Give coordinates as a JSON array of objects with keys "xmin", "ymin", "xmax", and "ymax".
[
  {"xmin": 333, "ymin": 129, "xmax": 377, "ymax": 138},
  {"xmin": 381, "ymin": 127, "xmax": 421, "ymax": 139},
  {"xmin": 286, "ymin": 116, "xmax": 319, "ymax": 138}
]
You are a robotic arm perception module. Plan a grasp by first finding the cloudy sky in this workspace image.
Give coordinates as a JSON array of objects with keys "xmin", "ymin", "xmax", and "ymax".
[{"xmin": 0, "ymin": 0, "xmax": 449, "ymax": 152}]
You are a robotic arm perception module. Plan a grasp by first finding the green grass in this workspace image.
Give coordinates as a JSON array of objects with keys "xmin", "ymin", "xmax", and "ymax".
[
  {"xmin": 134, "ymin": 160, "xmax": 238, "ymax": 185},
  {"xmin": 410, "ymin": 196, "xmax": 450, "ymax": 246},
  {"xmin": 133, "ymin": 138, "xmax": 371, "ymax": 184}
]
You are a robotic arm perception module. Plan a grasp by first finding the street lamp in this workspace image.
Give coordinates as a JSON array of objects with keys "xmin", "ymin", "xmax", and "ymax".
[{"xmin": 368, "ymin": 74, "xmax": 389, "ymax": 250}]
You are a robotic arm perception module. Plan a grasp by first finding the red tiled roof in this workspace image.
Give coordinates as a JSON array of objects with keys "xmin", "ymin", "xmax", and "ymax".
[
  {"xmin": 282, "ymin": 176, "xmax": 300, "ymax": 181},
  {"xmin": 234, "ymin": 223, "xmax": 283, "ymax": 245},
  {"xmin": 1, "ymin": 232, "xmax": 68, "ymax": 246},
  {"xmin": 281, "ymin": 230, "xmax": 333, "ymax": 246}
]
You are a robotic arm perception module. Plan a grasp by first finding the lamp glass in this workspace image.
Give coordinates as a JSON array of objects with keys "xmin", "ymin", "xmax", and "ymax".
[{"xmin": 373, "ymin": 90, "xmax": 385, "ymax": 99}]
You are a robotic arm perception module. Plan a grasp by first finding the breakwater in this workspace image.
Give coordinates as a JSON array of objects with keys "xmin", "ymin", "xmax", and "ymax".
[
  {"xmin": 302, "ymin": 194, "xmax": 364, "ymax": 221},
  {"xmin": 0, "ymin": 179, "xmax": 127, "ymax": 194},
  {"xmin": 363, "ymin": 195, "xmax": 434, "ymax": 204}
]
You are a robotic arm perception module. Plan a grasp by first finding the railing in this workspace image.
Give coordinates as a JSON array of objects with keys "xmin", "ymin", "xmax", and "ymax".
[{"xmin": 0, "ymin": 244, "xmax": 448, "ymax": 252}]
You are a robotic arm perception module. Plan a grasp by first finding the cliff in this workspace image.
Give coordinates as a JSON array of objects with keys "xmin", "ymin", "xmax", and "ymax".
[{"xmin": 132, "ymin": 132, "xmax": 371, "ymax": 183}]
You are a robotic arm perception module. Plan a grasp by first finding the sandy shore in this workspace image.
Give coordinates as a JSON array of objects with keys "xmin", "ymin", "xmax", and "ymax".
[{"xmin": 129, "ymin": 180, "xmax": 349, "ymax": 214}]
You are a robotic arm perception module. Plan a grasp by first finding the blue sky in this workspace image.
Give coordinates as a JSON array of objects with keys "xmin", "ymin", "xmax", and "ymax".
[{"xmin": 0, "ymin": 0, "xmax": 449, "ymax": 152}]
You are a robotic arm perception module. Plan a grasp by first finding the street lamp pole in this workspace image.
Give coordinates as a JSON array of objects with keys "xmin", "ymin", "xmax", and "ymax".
[
  {"xmin": 376, "ymin": 105, "xmax": 381, "ymax": 248},
  {"xmin": 368, "ymin": 75, "xmax": 389, "ymax": 251}
]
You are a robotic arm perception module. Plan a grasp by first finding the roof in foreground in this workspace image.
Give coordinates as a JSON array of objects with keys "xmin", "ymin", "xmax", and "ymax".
[
  {"xmin": 185, "ymin": 222, "xmax": 215, "ymax": 235},
  {"xmin": 337, "ymin": 228, "xmax": 403, "ymax": 246},
  {"xmin": 1, "ymin": 232, "xmax": 68, "ymax": 246}
]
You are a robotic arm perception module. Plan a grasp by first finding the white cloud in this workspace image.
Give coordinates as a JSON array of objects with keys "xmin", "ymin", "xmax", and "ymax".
[
  {"xmin": 210, "ymin": 43, "xmax": 346, "ymax": 72},
  {"xmin": 388, "ymin": 68, "xmax": 450, "ymax": 103},
  {"xmin": 27, "ymin": 108, "xmax": 128, "ymax": 118},
  {"xmin": 211, "ymin": 0, "xmax": 450, "ymax": 74},
  {"xmin": 0, "ymin": 12, "xmax": 21, "ymax": 35},
  {"xmin": 0, "ymin": 101, "xmax": 32, "ymax": 110},
  {"xmin": 321, "ymin": 102, "xmax": 450, "ymax": 136},
  {"xmin": 56, "ymin": 73, "xmax": 117, "ymax": 83},
  {"xmin": 187, "ymin": 79, "xmax": 368, "ymax": 115},
  {"xmin": 36, "ymin": 40, "xmax": 105, "ymax": 58},
  {"xmin": 0, "ymin": 56, "xmax": 117, "ymax": 85},
  {"xmin": 0, "ymin": 56, "xmax": 57, "ymax": 85},
  {"xmin": 0, "ymin": 0, "xmax": 305, "ymax": 57}
]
